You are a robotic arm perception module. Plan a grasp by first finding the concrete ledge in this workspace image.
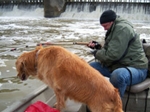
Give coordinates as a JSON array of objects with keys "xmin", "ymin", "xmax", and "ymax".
[{"xmin": 62, "ymin": 99, "xmax": 86, "ymax": 112}]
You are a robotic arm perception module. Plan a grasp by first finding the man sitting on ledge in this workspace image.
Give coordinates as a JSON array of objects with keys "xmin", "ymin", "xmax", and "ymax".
[{"xmin": 87, "ymin": 10, "xmax": 148, "ymax": 98}]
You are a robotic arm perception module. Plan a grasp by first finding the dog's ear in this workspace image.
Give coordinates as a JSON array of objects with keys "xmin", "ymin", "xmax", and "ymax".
[
  {"xmin": 16, "ymin": 59, "xmax": 25, "ymax": 77},
  {"xmin": 21, "ymin": 61, "xmax": 25, "ymax": 70},
  {"xmin": 17, "ymin": 60, "xmax": 26, "ymax": 73}
]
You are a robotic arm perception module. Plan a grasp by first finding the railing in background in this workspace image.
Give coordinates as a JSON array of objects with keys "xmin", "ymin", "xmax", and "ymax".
[
  {"xmin": 0, "ymin": 0, "xmax": 44, "ymax": 5},
  {"xmin": 65, "ymin": 0, "xmax": 150, "ymax": 3},
  {"xmin": 0, "ymin": 0, "xmax": 150, "ymax": 5}
]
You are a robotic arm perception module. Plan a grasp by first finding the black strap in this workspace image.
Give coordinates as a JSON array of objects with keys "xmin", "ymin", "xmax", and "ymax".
[
  {"xmin": 144, "ymin": 88, "xmax": 149, "ymax": 112},
  {"xmin": 124, "ymin": 67, "xmax": 149, "ymax": 112},
  {"xmin": 124, "ymin": 67, "xmax": 132, "ymax": 112}
]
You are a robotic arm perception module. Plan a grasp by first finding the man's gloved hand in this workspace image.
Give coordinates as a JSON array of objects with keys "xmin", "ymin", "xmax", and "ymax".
[
  {"xmin": 88, "ymin": 41, "xmax": 102, "ymax": 49},
  {"xmin": 90, "ymin": 50, "xmax": 97, "ymax": 57}
]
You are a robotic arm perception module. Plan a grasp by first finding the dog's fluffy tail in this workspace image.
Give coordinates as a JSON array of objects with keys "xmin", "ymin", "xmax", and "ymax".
[{"xmin": 114, "ymin": 89, "xmax": 123, "ymax": 112}]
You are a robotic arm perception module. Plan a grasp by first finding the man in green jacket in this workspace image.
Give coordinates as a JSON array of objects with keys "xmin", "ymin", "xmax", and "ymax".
[{"xmin": 88, "ymin": 10, "xmax": 148, "ymax": 98}]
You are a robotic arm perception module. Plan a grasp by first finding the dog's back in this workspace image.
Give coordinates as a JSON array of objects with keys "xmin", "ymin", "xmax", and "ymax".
[
  {"xmin": 37, "ymin": 46, "xmax": 123, "ymax": 112},
  {"xmin": 16, "ymin": 46, "xmax": 123, "ymax": 112}
]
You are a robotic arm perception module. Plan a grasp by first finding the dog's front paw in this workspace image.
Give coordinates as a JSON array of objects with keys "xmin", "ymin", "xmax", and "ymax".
[
  {"xmin": 53, "ymin": 102, "xmax": 57, "ymax": 108},
  {"xmin": 53, "ymin": 102, "xmax": 61, "ymax": 110},
  {"xmin": 53, "ymin": 102, "xmax": 65, "ymax": 110}
]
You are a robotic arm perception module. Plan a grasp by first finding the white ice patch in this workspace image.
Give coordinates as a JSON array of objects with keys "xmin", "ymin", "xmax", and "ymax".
[
  {"xmin": 0, "ymin": 59, "xmax": 6, "ymax": 67},
  {"xmin": 8, "ymin": 80, "xmax": 13, "ymax": 84},
  {"xmin": 0, "ymin": 83, "xmax": 2, "ymax": 87},
  {"xmin": 12, "ymin": 67, "xmax": 16, "ymax": 70},
  {"xmin": 6, "ymin": 70, "xmax": 10, "ymax": 72}
]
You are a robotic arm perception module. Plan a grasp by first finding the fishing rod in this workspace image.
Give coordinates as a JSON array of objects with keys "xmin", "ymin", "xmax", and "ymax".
[
  {"xmin": 10, "ymin": 42, "xmax": 89, "ymax": 51},
  {"xmin": 36, "ymin": 42, "xmax": 89, "ymax": 46},
  {"xmin": 73, "ymin": 42, "xmax": 89, "ymax": 45}
]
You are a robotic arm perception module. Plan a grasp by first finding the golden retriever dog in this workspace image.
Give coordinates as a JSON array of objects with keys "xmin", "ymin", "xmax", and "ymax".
[{"xmin": 16, "ymin": 46, "xmax": 123, "ymax": 112}]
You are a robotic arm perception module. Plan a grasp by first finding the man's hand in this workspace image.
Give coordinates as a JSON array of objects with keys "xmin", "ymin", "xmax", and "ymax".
[{"xmin": 87, "ymin": 41, "xmax": 101, "ymax": 49}]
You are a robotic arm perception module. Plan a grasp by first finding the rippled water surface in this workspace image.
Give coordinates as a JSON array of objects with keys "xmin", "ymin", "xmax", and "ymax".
[{"xmin": 0, "ymin": 6, "xmax": 150, "ymax": 111}]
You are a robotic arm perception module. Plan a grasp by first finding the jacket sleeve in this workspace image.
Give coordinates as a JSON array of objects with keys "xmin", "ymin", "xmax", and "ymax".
[{"xmin": 95, "ymin": 25, "xmax": 132, "ymax": 64}]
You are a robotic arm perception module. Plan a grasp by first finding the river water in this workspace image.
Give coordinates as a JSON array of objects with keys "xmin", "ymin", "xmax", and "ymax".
[{"xmin": 0, "ymin": 4, "xmax": 150, "ymax": 111}]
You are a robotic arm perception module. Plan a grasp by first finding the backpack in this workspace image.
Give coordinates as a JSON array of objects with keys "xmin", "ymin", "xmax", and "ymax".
[{"xmin": 143, "ymin": 42, "xmax": 150, "ymax": 78}]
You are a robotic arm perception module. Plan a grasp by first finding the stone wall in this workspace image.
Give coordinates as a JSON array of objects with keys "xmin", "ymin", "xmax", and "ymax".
[{"xmin": 44, "ymin": 0, "xmax": 66, "ymax": 17}]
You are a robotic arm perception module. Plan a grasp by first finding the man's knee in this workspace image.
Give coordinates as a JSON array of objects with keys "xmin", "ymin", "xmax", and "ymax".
[{"xmin": 110, "ymin": 68, "xmax": 127, "ymax": 86}]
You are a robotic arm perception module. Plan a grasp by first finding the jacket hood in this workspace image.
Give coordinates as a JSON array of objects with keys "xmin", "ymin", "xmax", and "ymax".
[{"xmin": 115, "ymin": 16, "xmax": 133, "ymax": 28}]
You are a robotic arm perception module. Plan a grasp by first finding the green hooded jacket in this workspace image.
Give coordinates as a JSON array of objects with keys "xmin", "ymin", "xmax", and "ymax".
[{"xmin": 95, "ymin": 16, "xmax": 148, "ymax": 72}]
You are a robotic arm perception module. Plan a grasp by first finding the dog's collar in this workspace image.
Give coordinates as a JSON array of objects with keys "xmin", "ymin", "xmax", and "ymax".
[{"xmin": 35, "ymin": 50, "xmax": 40, "ymax": 71}]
